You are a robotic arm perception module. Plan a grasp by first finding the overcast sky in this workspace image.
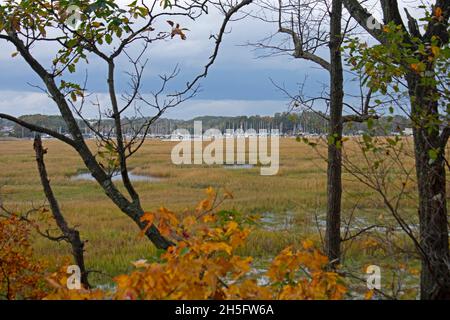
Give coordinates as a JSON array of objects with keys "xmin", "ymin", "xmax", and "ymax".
[{"xmin": 0, "ymin": 0, "xmax": 427, "ymax": 119}]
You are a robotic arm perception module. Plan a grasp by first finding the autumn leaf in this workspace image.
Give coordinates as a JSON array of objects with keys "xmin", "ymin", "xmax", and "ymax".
[
  {"xmin": 170, "ymin": 23, "xmax": 189, "ymax": 40},
  {"xmin": 225, "ymin": 221, "xmax": 239, "ymax": 236},
  {"xmin": 206, "ymin": 186, "xmax": 215, "ymax": 197},
  {"xmin": 409, "ymin": 268, "xmax": 420, "ymax": 276},
  {"xmin": 38, "ymin": 190, "xmax": 347, "ymax": 301},
  {"xmin": 410, "ymin": 62, "xmax": 425, "ymax": 73},
  {"xmin": 140, "ymin": 212, "xmax": 155, "ymax": 223},
  {"xmin": 434, "ymin": 7, "xmax": 442, "ymax": 18},
  {"xmin": 431, "ymin": 45, "xmax": 440, "ymax": 57},
  {"xmin": 224, "ymin": 189, "xmax": 234, "ymax": 199},
  {"xmin": 202, "ymin": 214, "xmax": 216, "ymax": 223},
  {"xmin": 364, "ymin": 290, "xmax": 374, "ymax": 300},
  {"xmin": 302, "ymin": 239, "xmax": 314, "ymax": 250},
  {"xmin": 197, "ymin": 199, "xmax": 211, "ymax": 211},
  {"xmin": 11, "ymin": 17, "xmax": 20, "ymax": 31},
  {"xmin": 138, "ymin": 212, "xmax": 155, "ymax": 237},
  {"xmin": 0, "ymin": 216, "xmax": 49, "ymax": 299},
  {"xmin": 182, "ymin": 215, "xmax": 196, "ymax": 227}
]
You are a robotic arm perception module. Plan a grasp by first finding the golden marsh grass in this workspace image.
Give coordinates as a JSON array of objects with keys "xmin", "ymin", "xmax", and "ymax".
[{"xmin": 0, "ymin": 137, "xmax": 439, "ymax": 285}]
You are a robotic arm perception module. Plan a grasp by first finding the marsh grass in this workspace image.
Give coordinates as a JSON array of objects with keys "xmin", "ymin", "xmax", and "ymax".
[{"xmin": 0, "ymin": 137, "xmax": 443, "ymax": 291}]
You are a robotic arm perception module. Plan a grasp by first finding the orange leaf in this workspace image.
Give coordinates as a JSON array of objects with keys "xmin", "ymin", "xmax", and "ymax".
[
  {"xmin": 302, "ymin": 239, "xmax": 314, "ymax": 250},
  {"xmin": 139, "ymin": 212, "xmax": 155, "ymax": 237},
  {"xmin": 434, "ymin": 7, "xmax": 442, "ymax": 18},
  {"xmin": 364, "ymin": 290, "xmax": 374, "ymax": 300}
]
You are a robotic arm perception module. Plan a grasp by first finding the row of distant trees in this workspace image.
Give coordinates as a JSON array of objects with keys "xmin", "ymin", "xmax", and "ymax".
[{"xmin": 1, "ymin": 112, "xmax": 412, "ymax": 138}]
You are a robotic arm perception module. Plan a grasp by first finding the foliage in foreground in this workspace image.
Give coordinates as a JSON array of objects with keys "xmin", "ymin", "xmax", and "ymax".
[
  {"xmin": 1, "ymin": 189, "xmax": 346, "ymax": 300},
  {"xmin": 0, "ymin": 215, "xmax": 48, "ymax": 299}
]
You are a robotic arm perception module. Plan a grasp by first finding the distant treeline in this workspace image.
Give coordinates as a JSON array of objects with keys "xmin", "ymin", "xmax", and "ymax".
[{"xmin": 1, "ymin": 112, "xmax": 411, "ymax": 138}]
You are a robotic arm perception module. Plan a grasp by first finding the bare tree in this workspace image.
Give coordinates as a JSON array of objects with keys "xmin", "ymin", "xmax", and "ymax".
[
  {"xmin": 0, "ymin": 0, "xmax": 253, "ymax": 250},
  {"xmin": 252, "ymin": 0, "xmax": 375, "ymax": 265},
  {"xmin": 33, "ymin": 135, "xmax": 90, "ymax": 288},
  {"xmin": 326, "ymin": 0, "xmax": 344, "ymax": 266}
]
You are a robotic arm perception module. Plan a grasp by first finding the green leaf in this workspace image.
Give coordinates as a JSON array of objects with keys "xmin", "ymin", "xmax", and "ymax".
[
  {"xmin": 68, "ymin": 64, "xmax": 76, "ymax": 73},
  {"xmin": 328, "ymin": 135, "xmax": 335, "ymax": 145},
  {"xmin": 66, "ymin": 39, "xmax": 78, "ymax": 48},
  {"xmin": 428, "ymin": 148, "xmax": 439, "ymax": 163},
  {"xmin": 367, "ymin": 117, "xmax": 374, "ymax": 130},
  {"xmin": 105, "ymin": 33, "xmax": 112, "ymax": 44},
  {"xmin": 386, "ymin": 138, "xmax": 397, "ymax": 146}
]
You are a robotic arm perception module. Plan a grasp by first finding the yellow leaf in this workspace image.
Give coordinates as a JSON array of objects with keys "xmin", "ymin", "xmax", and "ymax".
[
  {"xmin": 364, "ymin": 290, "xmax": 374, "ymax": 300},
  {"xmin": 206, "ymin": 186, "xmax": 215, "ymax": 197},
  {"xmin": 182, "ymin": 215, "xmax": 196, "ymax": 227},
  {"xmin": 302, "ymin": 239, "xmax": 314, "ymax": 250},
  {"xmin": 159, "ymin": 207, "xmax": 178, "ymax": 225},
  {"xmin": 431, "ymin": 46, "xmax": 440, "ymax": 57},
  {"xmin": 225, "ymin": 221, "xmax": 238, "ymax": 236},
  {"xmin": 409, "ymin": 268, "xmax": 420, "ymax": 275},
  {"xmin": 202, "ymin": 214, "xmax": 216, "ymax": 223},
  {"xmin": 200, "ymin": 242, "xmax": 232, "ymax": 255},
  {"xmin": 158, "ymin": 218, "xmax": 172, "ymax": 237}
]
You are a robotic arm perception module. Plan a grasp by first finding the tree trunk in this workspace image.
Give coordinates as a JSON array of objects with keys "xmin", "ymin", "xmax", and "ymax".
[
  {"xmin": 342, "ymin": 0, "xmax": 449, "ymax": 299},
  {"xmin": 34, "ymin": 135, "xmax": 90, "ymax": 288},
  {"xmin": 325, "ymin": 0, "xmax": 344, "ymax": 266},
  {"xmin": 407, "ymin": 72, "xmax": 450, "ymax": 299}
]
